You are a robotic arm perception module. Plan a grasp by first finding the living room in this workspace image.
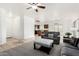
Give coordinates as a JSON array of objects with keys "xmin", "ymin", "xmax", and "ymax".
[{"xmin": 0, "ymin": 3, "xmax": 79, "ymax": 56}]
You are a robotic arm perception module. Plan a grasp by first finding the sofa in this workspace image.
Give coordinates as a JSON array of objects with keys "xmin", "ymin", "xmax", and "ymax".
[
  {"xmin": 61, "ymin": 37, "xmax": 79, "ymax": 56},
  {"xmin": 41, "ymin": 32, "xmax": 60, "ymax": 44}
]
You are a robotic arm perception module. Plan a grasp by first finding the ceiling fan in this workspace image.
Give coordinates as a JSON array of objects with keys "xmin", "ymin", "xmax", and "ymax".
[{"xmin": 26, "ymin": 3, "xmax": 46, "ymax": 12}]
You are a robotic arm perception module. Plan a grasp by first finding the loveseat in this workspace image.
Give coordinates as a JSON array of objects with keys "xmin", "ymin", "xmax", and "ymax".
[{"xmin": 61, "ymin": 37, "xmax": 79, "ymax": 56}]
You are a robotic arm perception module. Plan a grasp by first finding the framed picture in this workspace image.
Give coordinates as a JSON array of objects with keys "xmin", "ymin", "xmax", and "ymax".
[
  {"xmin": 44, "ymin": 24, "xmax": 48, "ymax": 28},
  {"xmin": 37, "ymin": 25, "xmax": 40, "ymax": 29}
]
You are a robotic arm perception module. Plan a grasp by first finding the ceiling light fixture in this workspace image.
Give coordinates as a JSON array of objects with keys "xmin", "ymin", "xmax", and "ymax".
[
  {"xmin": 32, "ymin": 6, "xmax": 37, "ymax": 9},
  {"xmin": 26, "ymin": 3, "xmax": 46, "ymax": 12}
]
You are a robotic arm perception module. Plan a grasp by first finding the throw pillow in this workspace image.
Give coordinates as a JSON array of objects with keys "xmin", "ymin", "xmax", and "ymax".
[
  {"xmin": 70, "ymin": 38, "xmax": 79, "ymax": 47},
  {"xmin": 48, "ymin": 34, "xmax": 53, "ymax": 39}
]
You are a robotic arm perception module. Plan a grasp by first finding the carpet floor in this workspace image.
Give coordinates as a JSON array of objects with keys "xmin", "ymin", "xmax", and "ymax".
[{"xmin": 0, "ymin": 40, "xmax": 61, "ymax": 56}]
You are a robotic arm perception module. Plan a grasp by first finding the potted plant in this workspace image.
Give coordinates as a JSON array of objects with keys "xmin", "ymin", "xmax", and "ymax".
[{"xmin": 65, "ymin": 32, "xmax": 72, "ymax": 38}]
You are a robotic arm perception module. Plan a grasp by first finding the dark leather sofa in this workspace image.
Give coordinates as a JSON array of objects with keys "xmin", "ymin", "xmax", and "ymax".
[
  {"xmin": 61, "ymin": 38, "xmax": 79, "ymax": 56},
  {"xmin": 41, "ymin": 32, "xmax": 60, "ymax": 44}
]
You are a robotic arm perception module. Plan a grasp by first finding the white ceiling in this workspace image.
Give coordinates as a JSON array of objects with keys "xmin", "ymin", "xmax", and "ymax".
[
  {"xmin": 30, "ymin": 3, "xmax": 79, "ymax": 23},
  {"xmin": 0, "ymin": 3, "xmax": 79, "ymax": 22},
  {"xmin": 0, "ymin": 3, "xmax": 24, "ymax": 16}
]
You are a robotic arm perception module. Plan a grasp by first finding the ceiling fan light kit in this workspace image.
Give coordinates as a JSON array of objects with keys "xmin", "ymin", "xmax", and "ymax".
[
  {"xmin": 35, "ymin": 9, "xmax": 38, "ymax": 12},
  {"xmin": 32, "ymin": 6, "xmax": 37, "ymax": 9},
  {"xmin": 26, "ymin": 3, "xmax": 46, "ymax": 12}
]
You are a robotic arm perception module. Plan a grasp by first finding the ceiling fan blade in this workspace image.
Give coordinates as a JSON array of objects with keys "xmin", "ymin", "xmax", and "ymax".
[
  {"xmin": 26, "ymin": 7, "xmax": 32, "ymax": 9},
  {"xmin": 35, "ymin": 9, "xmax": 38, "ymax": 12},
  {"xmin": 37, "ymin": 6, "xmax": 46, "ymax": 9},
  {"xmin": 28, "ymin": 3, "xmax": 33, "ymax": 5}
]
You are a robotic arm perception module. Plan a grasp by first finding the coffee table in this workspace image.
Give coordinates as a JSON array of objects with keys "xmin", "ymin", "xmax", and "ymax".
[{"xmin": 34, "ymin": 38, "xmax": 54, "ymax": 54}]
